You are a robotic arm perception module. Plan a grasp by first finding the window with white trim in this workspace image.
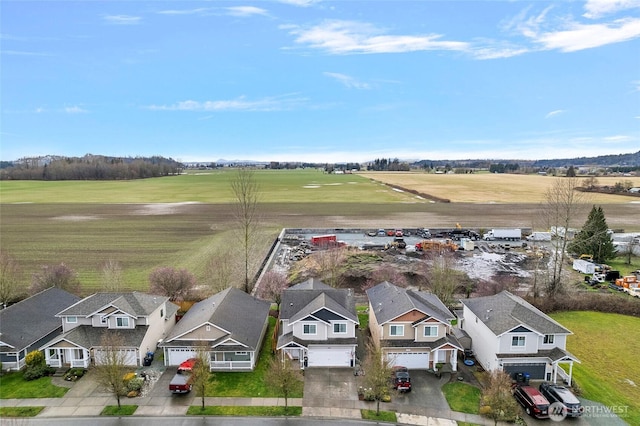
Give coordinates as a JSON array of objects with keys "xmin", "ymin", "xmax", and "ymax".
[
  {"xmin": 333, "ymin": 323, "xmax": 347, "ymax": 334},
  {"xmin": 543, "ymin": 334, "xmax": 554, "ymax": 344},
  {"xmin": 511, "ymin": 336, "xmax": 525, "ymax": 347},
  {"xmin": 389, "ymin": 325, "xmax": 404, "ymax": 336},
  {"xmin": 116, "ymin": 317, "xmax": 130, "ymax": 328},
  {"xmin": 303, "ymin": 324, "xmax": 317, "ymax": 335},
  {"xmin": 66, "ymin": 316, "xmax": 77, "ymax": 323},
  {"xmin": 235, "ymin": 351, "xmax": 248, "ymax": 355},
  {"xmin": 424, "ymin": 325, "xmax": 438, "ymax": 337}
]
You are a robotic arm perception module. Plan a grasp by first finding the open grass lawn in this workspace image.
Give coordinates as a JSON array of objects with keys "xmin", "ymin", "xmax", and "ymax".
[
  {"xmin": 0, "ymin": 407, "xmax": 44, "ymax": 417},
  {"xmin": 100, "ymin": 405, "xmax": 137, "ymax": 416},
  {"xmin": 0, "ymin": 372, "xmax": 69, "ymax": 399},
  {"xmin": 205, "ymin": 317, "xmax": 303, "ymax": 398},
  {"xmin": 186, "ymin": 406, "xmax": 302, "ymax": 416},
  {"xmin": 550, "ymin": 311, "xmax": 640, "ymax": 425},
  {"xmin": 442, "ymin": 382, "xmax": 481, "ymax": 414},
  {"xmin": 360, "ymin": 409, "xmax": 397, "ymax": 422}
]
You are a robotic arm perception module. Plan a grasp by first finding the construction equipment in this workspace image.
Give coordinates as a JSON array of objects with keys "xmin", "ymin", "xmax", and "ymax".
[
  {"xmin": 415, "ymin": 239, "xmax": 458, "ymax": 252},
  {"xmin": 616, "ymin": 275, "xmax": 639, "ymax": 293}
]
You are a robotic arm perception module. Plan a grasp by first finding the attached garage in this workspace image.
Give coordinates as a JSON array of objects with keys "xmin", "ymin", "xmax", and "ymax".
[
  {"xmin": 386, "ymin": 352, "xmax": 430, "ymax": 369},
  {"xmin": 502, "ymin": 362, "xmax": 547, "ymax": 380},
  {"xmin": 307, "ymin": 346, "xmax": 353, "ymax": 367},
  {"xmin": 94, "ymin": 348, "xmax": 138, "ymax": 366},
  {"xmin": 166, "ymin": 348, "xmax": 197, "ymax": 366}
]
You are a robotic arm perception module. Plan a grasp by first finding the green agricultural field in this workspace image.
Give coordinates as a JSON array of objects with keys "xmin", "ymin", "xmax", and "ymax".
[{"xmin": 550, "ymin": 311, "xmax": 640, "ymax": 425}]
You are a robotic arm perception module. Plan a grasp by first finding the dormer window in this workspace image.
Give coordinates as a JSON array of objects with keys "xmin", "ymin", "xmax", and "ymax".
[
  {"xmin": 66, "ymin": 316, "xmax": 77, "ymax": 323},
  {"xmin": 116, "ymin": 317, "xmax": 130, "ymax": 328},
  {"xmin": 424, "ymin": 325, "xmax": 438, "ymax": 337}
]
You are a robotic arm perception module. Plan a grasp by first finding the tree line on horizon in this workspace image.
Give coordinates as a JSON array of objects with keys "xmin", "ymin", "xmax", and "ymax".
[{"xmin": 0, "ymin": 154, "xmax": 182, "ymax": 180}]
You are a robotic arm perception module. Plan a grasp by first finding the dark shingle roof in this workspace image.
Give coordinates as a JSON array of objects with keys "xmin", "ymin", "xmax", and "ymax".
[
  {"xmin": 163, "ymin": 287, "xmax": 270, "ymax": 351},
  {"xmin": 280, "ymin": 278, "xmax": 357, "ymax": 322},
  {"xmin": 0, "ymin": 288, "xmax": 81, "ymax": 350},
  {"xmin": 57, "ymin": 292, "xmax": 169, "ymax": 318},
  {"xmin": 460, "ymin": 290, "xmax": 571, "ymax": 336},
  {"xmin": 366, "ymin": 281, "xmax": 454, "ymax": 325},
  {"xmin": 51, "ymin": 325, "xmax": 149, "ymax": 349}
]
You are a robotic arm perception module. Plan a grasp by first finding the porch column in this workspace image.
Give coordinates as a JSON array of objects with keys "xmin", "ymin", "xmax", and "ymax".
[
  {"xmin": 451, "ymin": 349, "xmax": 458, "ymax": 372},
  {"xmin": 567, "ymin": 362, "xmax": 573, "ymax": 386}
]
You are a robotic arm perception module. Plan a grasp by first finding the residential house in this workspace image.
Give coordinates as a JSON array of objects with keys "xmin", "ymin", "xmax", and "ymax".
[
  {"xmin": 0, "ymin": 288, "xmax": 81, "ymax": 371},
  {"xmin": 366, "ymin": 281, "xmax": 462, "ymax": 371},
  {"xmin": 277, "ymin": 278, "xmax": 358, "ymax": 368},
  {"xmin": 460, "ymin": 290, "xmax": 579, "ymax": 384},
  {"xmin": 159, "ymin": 287, "xmax": 270, "ymax": 371},
  {"xmin": 41, "ymin": 292, "xmax": 178, "ymax": 368}
]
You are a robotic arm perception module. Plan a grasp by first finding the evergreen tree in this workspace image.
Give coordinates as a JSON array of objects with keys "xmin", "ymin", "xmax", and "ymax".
[
  {"xmin": 568, "ymin": 205, "xmax": 616, "ymax": 263},
  {"xmin": 566, "ymin": 165, "xmax": 576, "ymax": 177}
]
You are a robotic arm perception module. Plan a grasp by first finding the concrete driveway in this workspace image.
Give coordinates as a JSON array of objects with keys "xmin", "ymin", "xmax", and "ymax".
[{"xmin": 389, "ymin": 370, "xmax": 450, "ymax": 413}]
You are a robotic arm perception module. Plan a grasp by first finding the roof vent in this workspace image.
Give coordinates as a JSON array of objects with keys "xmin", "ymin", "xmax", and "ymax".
[{"xmin": 485, "ymin": 309, "xmax": 492, "ymax": 321}]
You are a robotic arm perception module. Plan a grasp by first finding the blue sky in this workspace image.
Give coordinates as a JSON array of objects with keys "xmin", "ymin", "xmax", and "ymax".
[{"xmin": 2, "ymin": 0, "xmax": 639, "ymax": 163}]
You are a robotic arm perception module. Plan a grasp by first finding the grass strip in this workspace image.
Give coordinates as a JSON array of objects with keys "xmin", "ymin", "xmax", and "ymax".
[
  {"xmin": 360, "ymin": 409, "xmax": 397, "ymax": 422},
  {"xmin": 442, "ymin": 381, "xmax": 481, "ymax": 414},
  {"xmin": 100, "ymin": 405, "xmax": 137, "ymax": 416},
  {"xmin": 186, "ymin": 406, "xmax": 302, "ymax": 416},
  {"xmin": 0, "ymin": 407, "xmax": 45, "ymax": 417},
  {"xmin": 0, "ymin": 373, "xmax": 68, "ymax": 399}
]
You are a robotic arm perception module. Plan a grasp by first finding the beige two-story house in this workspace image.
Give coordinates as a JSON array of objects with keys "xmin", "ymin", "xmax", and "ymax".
[
  {"xmin": 41, "ymin": 292, "xmax": 178, "ymax": 368},
  {"xmin": 366, "ymin": 281, "xmax": 462, "ymax": 371}
]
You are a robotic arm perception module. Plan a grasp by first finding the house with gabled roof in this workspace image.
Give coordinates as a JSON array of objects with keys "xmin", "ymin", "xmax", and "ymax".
[
  {"xmin": 366, "ymin": 281, "xmax": 462, "ymax": 371},
  {"xmin": 460, "ymin": 290, "xmax": 579, "ymax": 384},
  {"xmin": 159, "ymin": 287, "xmax": 270, "ymax": 371},
  {"xmin": 40, "ymin": 292, "xmax": 178, "ymax": 368},
  {"xmin": 0, "ymin": 287, "xmax": 81, "ymax": 371},
  {"xmin": 277, "ymin": 278, "xmax": 358, "ymax": 368}
]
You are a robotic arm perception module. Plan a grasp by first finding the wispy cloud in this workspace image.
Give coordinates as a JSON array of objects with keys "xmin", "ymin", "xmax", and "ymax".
[
  {"xmin": 146, "ymin": 94, "xmax": 306, "ymax": 112},
  {"xmin": 226, "ymin": 6, "xmax": 268, "ymax": 17},
  {"xmin": 64, "ymin": 106, "xmax": 88, "ymax": 114},
  {"xmin": 583, "ymin": 0, "xmax": 640, "ymax": 19},
  {"xmin": 282, "ymin": 20, "xmax": 469, "ymax": 55},
  {"xmin": 1, "ymin": 50, "xmax": 54, "ymax": 56},
  {"xmin": 157, "ymin": 8, "xmax": 213, "ymax": 16},
  {"xmin": 278, "ymin": 0, "xmax": 319, "ymax": 7},
  {"xmin": 603, "ymin": 134, "xmax": 632, "ymax": 142},
  {"xmin": 545, "ymin": 109, "xmax": 566, "ymax": 119},
  {"xmin": 103, "ymin": 15, "xmax": 142, "ymax": 25},
  {"xmin": 323, "ymin": 72, "xmax": 370, "ymax": 89}
]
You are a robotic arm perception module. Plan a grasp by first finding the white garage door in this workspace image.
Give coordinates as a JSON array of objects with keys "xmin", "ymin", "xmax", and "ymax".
[
  {"xmin": 308, "ymin": 347, "xmax": 352, "ymax": 367},
  {"xmin": 386, "ymin": 352, "xmax": 430, "ymax": 369},
  {"xmin": 94, "ymin": 348, "xmax": 138, "ymax": 366},
  {"xmin": 167, "ymin": 348, "xmax": 197, "ymax": 366}
]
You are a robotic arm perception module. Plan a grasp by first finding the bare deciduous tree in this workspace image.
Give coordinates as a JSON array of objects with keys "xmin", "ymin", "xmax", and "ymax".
[
  {"xmin": 481, "ymin": 370, "xmax": 520, "ymax": 425},
  {"xmin": 542, "ymin": 177, "xmax": 586, "ymax": 296},
  {"xmin": 30, "ymin": 262, "xmax": 80, "ymax": 295},
  {"xmin": 0, "ymin": 250, "xmax": 23, "ymax": 307},
  {"xmin": 257, "ymin": 270, "xmax": 288, "ymax": 310},
  {"xmin": 363, "ymin": 342, "xmax": 393, "ymax": 416},
  {"xmin": 148, "ymin": 267, "xmax": 196, "ymax": 302},
  {"xmin": 191, "ymin": 346, "xmax": 212, "ymax": 410},
  {"xmin": 100, "ymin": 259, "xmax": 124, "ymax": 292},
  {"xmin": 205, "ymin": 246, "xmax": 239, "ymax": 294},
  {"xmin": 363, "ymin": 265, "xmax": 407, "ymax": 292},
  {"xmin": 230, "ymin": 168, "xmax": 261, "ymax": 293},
  {"xmin": 425, "ymin": 253, "xmax": 465, "ymax": 308},
  {"xmin": 313, "ymin": 247, "xmax": 347, "ymax": 287},
  {"xmin": 94, "ymin": 333, "xmax": 129, "ymax": 409},
  {"xmin": 265, "ymin": 356, "xmax": 303, "ymax": 413}
]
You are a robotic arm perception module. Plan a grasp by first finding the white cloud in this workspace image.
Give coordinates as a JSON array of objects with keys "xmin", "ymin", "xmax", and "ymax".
[
  {"xmin": 1, "ymin": 50, "xmax": 54, "ymax": 56},
  {"xmin": 103, "ymin": 15, "xmax": 142, "ymax": 25},
  {"xmin": 282, "ymin": 20, "xmax": 469, "ymax": 55},
  {"xmin": 533, "ymin": 18, "xmax": 640, "ymax": 52},
  {"xmin": 64, "ymin": 106, "xmax": 88, "ymax": 114},
  {"xmin": 225, "ymin": 6, "xmax": 268, "ymax": 17},
  {"xmin": 545, "ymin": 109, "xmax": 566, "ymax": 119},
  {"xmin": 277, "ymin": 0, "xmax": 319, "ymax": 7},
  {"xmin": 323, "ymin": 72, "xmax": 370, "ymax": 89},
  {"xmin": 603, "ymin": 135, "xmax": 632, "ymax": 142},
  {"xmin": 146, "ymin": 94, "xmax": 306, "ymax": 112},
  {"xmin": 583, "ymin": 0, "xmax": 640, "ymax": 19},
  {"xmin": 157, "ymin": 8, "xmax": 213, "ymax": 16}
]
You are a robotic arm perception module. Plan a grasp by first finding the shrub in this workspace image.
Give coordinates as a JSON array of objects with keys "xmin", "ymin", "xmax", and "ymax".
[
  {"xmin": 23, "ymin": 364, "xmax": 54, "ymax": 381},
  {"xmin": 25, "ymin": 351, "xmax": 45, "ymax": 368},
  {"xmin": 127, "ymin": 377, "xmax": 144, "ymax": 392},
  {"xmin": 63, "ymin": 368, "xmax": 85, "ymax": 381}
]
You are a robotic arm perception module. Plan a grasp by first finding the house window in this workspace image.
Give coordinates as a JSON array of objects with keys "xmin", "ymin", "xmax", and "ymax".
[
  {"xmin": 66, "ymin": 316, "xmax": 77, "ymax": 323},
  {"xmin": 303, "ymin": 324, "xmax": 317, "ymax": 335},
  {"xmin": 235, "ymin": 351, "xmax": 248, "ymax": 355},
  {"xmin": 160, "ymin": 309, "xmax": 164, "ymax": 318},
  {"xmin": 543, "ymin": 334, "xmax": 554, "ymax": 344},
  {"xmin": 424, "ymin": 325, "xmax": 438, "ymax": 337},
  {"xmin": 389, "ymin": 325, "xmax": 404, "ymax": 336},
  {"xmin": 333, "ymin": 323, "xmax": 347, "ymax": 334},
  {"xmin": 100, "ymin": 315, "xmax": 107, "ymax": 325},
  {"xmin": 116, "ymin": 317, "xmax": 130, "ymax": 328},
  {"xmin": 511, "ymin": 336, "xmax": 525, "ymax": 347}
]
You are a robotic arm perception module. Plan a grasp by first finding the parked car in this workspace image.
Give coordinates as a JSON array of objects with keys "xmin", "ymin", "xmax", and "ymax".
[
  {"xmin": 513, "ymin": 385, "xmax": 550, "ymax": 419},
  {"xmin": 391, "ymin": 366, "xmax": 411, "ymax": 392},
  {"xmin": 539, "ymin": 382, "xmax": 583, "ymax": 417}
]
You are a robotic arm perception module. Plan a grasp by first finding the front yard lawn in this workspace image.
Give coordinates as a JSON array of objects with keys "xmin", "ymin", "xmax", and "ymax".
[
  {"xmin": 187, "ymin": 406, "xmax": 302, "ymax": 416},
  {"xmin": 205, "ymin": 317, "xmax": 303, "ymax": 398},
  {"xmin": 442, "ymin": 381, "xmax": 481, "ymax": 414},
  {"xmin": 0, "ymin": 407, "xmax": 44, "ymax": 417},
  {"xmin": 101, "ymin": 405, "xmax": 137, "ymax": 416},
  {"xmin": 0, "ymin": 372, "xmax": 68, "ymax": 399},
  {"xmin": 361, "ymin": 409, "xmax": 397, "ymax": 422}
]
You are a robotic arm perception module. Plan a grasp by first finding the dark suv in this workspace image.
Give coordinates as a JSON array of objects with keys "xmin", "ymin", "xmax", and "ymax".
[
  {"xmin": 391, "ymin": 366, "xmax": 411, "ymax": 392},
  {"xmin": 513, "ymin": 385, "xmax": 550, "ymax": 419},
  {"xmin": 539, "ymin": 382, "xmax": 583, "ymax": 417}
]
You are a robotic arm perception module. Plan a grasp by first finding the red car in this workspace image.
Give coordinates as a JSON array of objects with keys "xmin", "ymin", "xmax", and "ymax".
[
  {"xmin": 391, "ymin": 366, "xmax": 411, "ymax": 392},
  {"xmin": 513, "ymin": 385, "xmax": 550, "ymax": 419}
]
